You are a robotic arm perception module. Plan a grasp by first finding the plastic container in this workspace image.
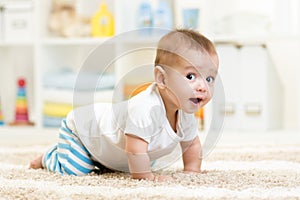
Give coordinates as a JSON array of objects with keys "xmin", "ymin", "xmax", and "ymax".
[
  {"xmin": 91, "ymin": 3, "xmax": 114, "ymax": 37},
  {"xmin": 136, "ymin": 0, "xmax": 153, "ymax": 35},
  {"xmin": 182, "ymin": 8, "xmax": 199, "ymax": 29},
  {"xmin": 153, "ymin": 0, "xmax": 173, "ymax": 29}
]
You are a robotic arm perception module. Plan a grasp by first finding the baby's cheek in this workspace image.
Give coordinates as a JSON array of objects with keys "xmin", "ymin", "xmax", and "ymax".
[
  {"xmin": 180, "ymin": 82, "xmax": 194, "ymax": 95},
  {"xmin": 206, "ymin": 87, "xmax": 214, "ymax": 100},
  {"xmin": 173, "ymin": 77, "xmax": 191, "ymax": 91}
]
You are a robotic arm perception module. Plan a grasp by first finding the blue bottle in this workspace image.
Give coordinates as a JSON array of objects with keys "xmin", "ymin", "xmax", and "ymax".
[
  {"xmin": 153, "ymin": 0, "xmax": 173, "ymax": 29},
  {"xmin": 136, "ymin": 0, "xmax": 153, "ymax": 35}
]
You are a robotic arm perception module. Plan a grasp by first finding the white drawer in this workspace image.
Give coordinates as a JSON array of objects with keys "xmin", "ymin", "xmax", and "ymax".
[
  {"xmin": 216, "ymin": 44, "xmax": 283, "ymax": 131},
  {"xmin": 2, "ymin": 1, "xmax": 34, "ymax": 41}
]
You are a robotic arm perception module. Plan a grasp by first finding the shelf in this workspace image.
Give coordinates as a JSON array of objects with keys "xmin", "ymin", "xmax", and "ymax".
[
  {"xmin": 0, "ymin": 126, "xmax": 37, "ymax": 131},
  {"xmin": 212, "ymin": 34, "xmax": 300, "ymax": 46},
  {"xmin": 118, "ymin": 34, "xmax": 163, "ymax": 44},
  {"xmin": 0, "ymin": 40, "xmax": 34, "ymax": 47},
  {"xmin": 211, "ymin": 34, "xmax": 268, "ymax": 45},
  {"xmin": 39, "ymin": 34, "xmax": 300, "ymax": 48},
  {"xmin": 40, "ymin": 37, "xmax": 113, "ymax": 46},
  {"xmin": 40, "ymin": 35, "xmax": 163, "ymax": 46},
  {"xmin": 43, "ymin": 88, "xmax": 115, "ymax": 104}
]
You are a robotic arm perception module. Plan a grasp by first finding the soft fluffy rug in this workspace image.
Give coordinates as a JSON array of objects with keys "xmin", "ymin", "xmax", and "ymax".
[{"xmin": 0, "ymin": 130, "xmax": 300, "ymax": 199}]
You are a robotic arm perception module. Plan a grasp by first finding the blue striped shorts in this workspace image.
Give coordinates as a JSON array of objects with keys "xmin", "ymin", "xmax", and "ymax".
[{"xmin": 42, "ymin": 119, "xmax": 95, "ymax": 176}]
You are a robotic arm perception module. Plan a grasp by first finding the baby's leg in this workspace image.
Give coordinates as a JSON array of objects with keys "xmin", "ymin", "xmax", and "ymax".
[
  {"xmin": 42, "ymin": 119, "xmax": 95, "ymax": 175},
  {"xmin": 29, "ymin": 154, "xmax": 44, "ymax": 169},
  {"xmin": 29, "ymin": 119, "xmax": 95, "ymax": 175}
]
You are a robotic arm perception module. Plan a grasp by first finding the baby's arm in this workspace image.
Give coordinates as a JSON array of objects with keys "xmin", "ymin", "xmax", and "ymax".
[
  {"xmin": 180, "ymin": 136, "xmax": 202, "ymax": 173},
  {"xmin": 125, "ymin": 134, "xmax": 172, "ymax": 181},
  {"xmin": 125, "ymin": 134, "xmax": 154, "ymax": 180}
]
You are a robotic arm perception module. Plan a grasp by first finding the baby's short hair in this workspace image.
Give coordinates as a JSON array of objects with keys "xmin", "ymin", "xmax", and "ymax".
[{"xmin": 155, "ymin": 29, "xmax": 217, "ymax": 67}]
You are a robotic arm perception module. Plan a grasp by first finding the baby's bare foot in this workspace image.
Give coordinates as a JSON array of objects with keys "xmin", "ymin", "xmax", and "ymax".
[{"xmin": 29, "ymin": 154, "xmax": 43, "ymax": 169}]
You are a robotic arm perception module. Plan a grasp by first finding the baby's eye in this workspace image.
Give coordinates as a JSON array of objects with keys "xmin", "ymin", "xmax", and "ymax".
[
  {"xmin": 186, "ymin": 73, "xmax": 196, "ymax": 80},
  {"xmin": 206, "ymin": 76, "xmax": 215, "ymax": 83}
]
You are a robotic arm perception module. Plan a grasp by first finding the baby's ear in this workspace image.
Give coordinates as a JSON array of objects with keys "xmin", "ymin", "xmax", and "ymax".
[{"xmin": 154, "ymin": 65, "xmax": 166, "ymax": 89}]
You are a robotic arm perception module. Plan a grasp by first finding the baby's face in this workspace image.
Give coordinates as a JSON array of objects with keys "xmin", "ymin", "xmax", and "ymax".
[{"xmin": 164, "ymin": 49, "xmax": 219, "ymax": 114}]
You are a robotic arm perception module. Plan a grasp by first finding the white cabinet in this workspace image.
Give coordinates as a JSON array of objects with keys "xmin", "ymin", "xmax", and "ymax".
[
  {"xmin": 216, "ymin": 44, "xmax": 241, "ymax": 130},
  {"xmin": 217, "ymin": 43, "xmax": 283, "ymax": 131},
  {"xmin": 0, "ymin": 0, "xmax": 177, "ymax": 128}
]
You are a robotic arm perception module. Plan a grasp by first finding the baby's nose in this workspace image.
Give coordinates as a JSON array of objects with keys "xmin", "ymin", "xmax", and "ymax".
[{"xmin": 196, "ymin": 78, "xmax": 207, "ymax": 92}]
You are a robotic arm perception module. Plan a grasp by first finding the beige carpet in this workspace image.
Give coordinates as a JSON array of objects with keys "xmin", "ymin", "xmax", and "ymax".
[{"xmin": 0, "ymin": 129, "xmax": 300, "ymax": 199}]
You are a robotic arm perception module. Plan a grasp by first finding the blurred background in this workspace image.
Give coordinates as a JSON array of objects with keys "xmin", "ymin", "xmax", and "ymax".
[{"xmin": 0, "ymin": 0, "xmax": 299, "ymax": 132}]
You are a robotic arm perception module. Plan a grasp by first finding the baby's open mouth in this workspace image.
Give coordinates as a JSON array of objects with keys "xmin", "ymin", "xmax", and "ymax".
[{"xmin": 189, "ymin": 98, "xmax": 201, "ymax": 104}]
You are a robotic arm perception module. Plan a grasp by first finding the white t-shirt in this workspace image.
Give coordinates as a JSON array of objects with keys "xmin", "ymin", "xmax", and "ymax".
[{"xmin": 66, "ymin": 83, "xmax": 198, "ymax": 172}]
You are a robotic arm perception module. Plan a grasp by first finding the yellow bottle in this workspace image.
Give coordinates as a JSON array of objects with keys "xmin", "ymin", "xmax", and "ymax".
[{"xmin": 91, "ymin": 3, "xmax": 114, "ymax": 37}]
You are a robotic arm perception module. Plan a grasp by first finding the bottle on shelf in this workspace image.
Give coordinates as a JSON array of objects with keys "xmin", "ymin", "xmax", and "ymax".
[
  {"xmin": 91, "ymin": 1, "xmax": 114, "ymax": 37},
  {"xmin": 182, "ymin": 8, "xmax": 199, "ymax": 29},
  {"xmin": 136, "ymin": 0, "xmax": 153, "ymax": 35},
  {"xmin": 9, "ymin": 78, "xmax": 34, "ymax": 126},
  {"xmin": 153, "ymin": 0, "xmax": 173, "ymax": 29}
]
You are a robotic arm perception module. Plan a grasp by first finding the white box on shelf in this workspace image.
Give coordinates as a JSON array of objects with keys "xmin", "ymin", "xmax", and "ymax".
[
  {"xmin": 217, "ymin": 44, "xmax": 242, "ymax": 130},
  {"xmin": 2, "ymin": 1, "xmax": 34, "ymax": 42},
  {"xmin": 216, "ymin": 43, "xmax": 283, "ymax": 131}
]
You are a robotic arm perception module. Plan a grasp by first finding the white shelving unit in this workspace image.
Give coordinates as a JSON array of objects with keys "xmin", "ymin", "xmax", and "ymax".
[
  {"xmin": 0, "ymin": 0, "xmax": 298, "ymax": 130},
  {"xmin": 0, "ymin": 0, "xmax": 177, "ymax": 128}
]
